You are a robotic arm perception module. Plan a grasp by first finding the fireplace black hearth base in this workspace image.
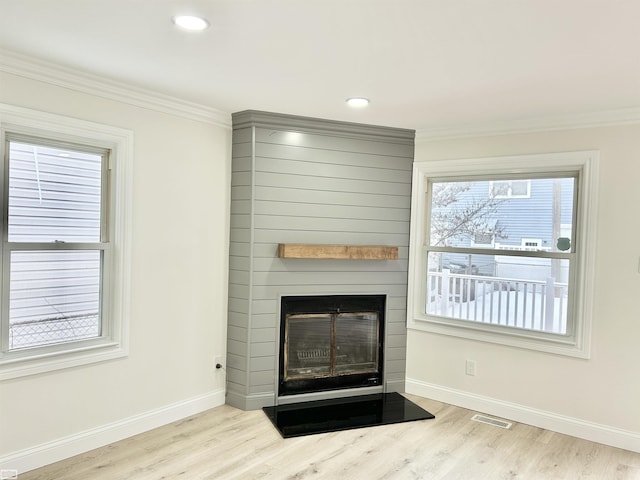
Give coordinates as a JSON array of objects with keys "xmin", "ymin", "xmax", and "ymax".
[{"xmin": 263, "ymin": 392, "xmax": 435, "ymax": 438}]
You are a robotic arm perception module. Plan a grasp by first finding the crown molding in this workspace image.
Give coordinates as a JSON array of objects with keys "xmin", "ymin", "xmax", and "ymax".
[
  {"xmin": 0, "ymin": 49, "xmax": 231, "ymax": 128},
  {"xmin": 4, "ymin": 49, "xmax": 638, "ymax": 138},
  {"xmin": 233, "ymin": 109, "xmax": 415, "ymax": 143},
  {"xmin": 416, "ymin": 106, "xmax": 640, "ymax": 141}
]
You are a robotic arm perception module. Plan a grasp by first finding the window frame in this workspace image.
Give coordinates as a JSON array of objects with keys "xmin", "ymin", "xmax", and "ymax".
[
  {"xmin": 0, "ymin": 103, "xmax": 132, "ymax": 379},
  {"xmin": 407, "ymin": 151, "xmax": 599, "ymax": 358},
  {"xmin": 2, "ymin": 135, "xmax": 110, "ymax": 355}
]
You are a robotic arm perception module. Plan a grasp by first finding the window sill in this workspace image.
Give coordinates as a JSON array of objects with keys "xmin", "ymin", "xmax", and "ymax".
[
  {"xmin": 0, "ymin": 341, "xmax": 128, "ymax": 381},
  {"xmin": 408, "ymin": 315, "xmax": 590, "ymax": 359}
]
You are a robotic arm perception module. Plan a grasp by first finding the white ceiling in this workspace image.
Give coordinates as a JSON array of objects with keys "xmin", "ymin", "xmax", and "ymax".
[{"xmin": 1, "ymin": 0, "xmax": 639, "ymax": 132}]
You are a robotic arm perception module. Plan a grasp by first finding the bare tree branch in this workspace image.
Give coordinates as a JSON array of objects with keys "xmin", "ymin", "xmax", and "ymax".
[{"xmin": 430, "ymin": 182, "xmax": 506, "ymax": 246}]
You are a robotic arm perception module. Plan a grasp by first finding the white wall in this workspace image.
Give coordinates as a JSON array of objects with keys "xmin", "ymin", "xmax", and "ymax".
[
  {"xmin": 2, "ymin": 60, "xmax": 638, "ymax": 470},
  {"xmin": 407, "ymin": 124, "xmax": 640, "ymax": 451},
  {"xmin": 0, "ymin": 71, "xmax": 231, "ymax": 469}
]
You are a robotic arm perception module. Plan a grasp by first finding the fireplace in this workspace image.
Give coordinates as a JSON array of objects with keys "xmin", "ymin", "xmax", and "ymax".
[
  {"xmin": 279, "ymin": 295, "xmax": 385, "ymax": 397},
  {"xmin": 226, "ymin": 111, "xmax": 413, "ymax": 410}
]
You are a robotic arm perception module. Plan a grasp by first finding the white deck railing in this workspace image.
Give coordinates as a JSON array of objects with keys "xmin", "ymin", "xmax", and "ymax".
[{"xmin": 427, "ymin": 269, "xmax": 568, "ymax": 334}]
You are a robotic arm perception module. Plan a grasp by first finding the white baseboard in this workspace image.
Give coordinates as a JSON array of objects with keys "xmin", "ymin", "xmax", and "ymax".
[
  {"xmin": 0, "ymin": 388, "xmax": 225, "ymax": 475},
  {"xmin": 406, "ymin": 378, "xmax": 640, "ymax": 453}
]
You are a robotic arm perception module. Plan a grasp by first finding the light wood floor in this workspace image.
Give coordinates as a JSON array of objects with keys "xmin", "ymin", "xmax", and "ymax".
[{"xmin": 20, "ymin": 394, "xmax": 640, "ymax": 480}]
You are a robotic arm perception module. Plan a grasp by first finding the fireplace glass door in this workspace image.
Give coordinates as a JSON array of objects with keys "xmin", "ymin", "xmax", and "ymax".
[
  {"xmin": 284, "ymin": 311, "xmax": 379, "ymax": 381},
  {"xmin": 335, "ymin": 313, "xmax": 378, "ymax": 374},
  {"xmin": 279, "ymin": 294, "xmax": 385, "ymax": 396}
]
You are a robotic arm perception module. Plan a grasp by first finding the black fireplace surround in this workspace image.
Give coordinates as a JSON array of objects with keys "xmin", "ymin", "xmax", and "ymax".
[{"xmin": 279, "ymin": 294, "xmax": 385, "ymax": 397}]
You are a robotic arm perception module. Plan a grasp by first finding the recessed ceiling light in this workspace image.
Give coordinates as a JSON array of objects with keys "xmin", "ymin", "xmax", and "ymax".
[
  {"xmin": 346, "ymin": 97, "xmax": 370, "ymax": 108},
  {"xmin": 173, "ymin": 15, "xmax": 210, "ymax": 31}
]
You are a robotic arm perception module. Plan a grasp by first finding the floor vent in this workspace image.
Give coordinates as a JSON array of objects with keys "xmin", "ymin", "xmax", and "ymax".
[{"xmin": 471, "ymin": 414, "xmax": 513, "ymax": 429}]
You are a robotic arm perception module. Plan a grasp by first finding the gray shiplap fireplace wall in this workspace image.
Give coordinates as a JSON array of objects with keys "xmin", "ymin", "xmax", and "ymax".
[{"xmin": 226, "ymin": 110, "xmax": 415, "ymax": 410}]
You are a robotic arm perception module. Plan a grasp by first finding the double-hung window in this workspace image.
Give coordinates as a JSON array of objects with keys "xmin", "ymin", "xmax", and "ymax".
[
  {"xmin": 3, "ymin": 137, "xmax": 108, "ymax": 350},
  {"xmin": 407, "ymin": 151, "xmax": 598, "ymax": 357},
  {"xmin": 0, "ymin": 104, "xmax": 131, "ymax": 379}
]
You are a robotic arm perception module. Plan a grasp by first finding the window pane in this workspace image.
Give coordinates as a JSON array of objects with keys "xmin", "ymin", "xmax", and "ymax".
[
  {"xmin": 426, "ymin": 252, "xmax": 569, "ymax": 334},
  {"xmin": 511, "ymin": 180, "xmax": 529, "ymax": 196},
  {"xmin": 8, "ymin": 141, "xmax": 103, "ymax": 243},
  {"xmin": 8, "ymin": 250, "xmax": 101, "ymax": 350},
  {"xmin": 492, "ymin": 181, "xmax": 510, "ymax": 197},
  {"xmin": 429, "ymin": 177, "xmax": 574, "ymax": 251}
]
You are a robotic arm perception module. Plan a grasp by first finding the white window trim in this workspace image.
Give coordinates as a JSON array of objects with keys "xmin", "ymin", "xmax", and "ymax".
[
  {"xmin": 0, "ymin": 103, "xmax": 133, "ymax": 380},
  {"xmin": 407, "ymin": 151, "xmax": 599, "ymax": 358}
]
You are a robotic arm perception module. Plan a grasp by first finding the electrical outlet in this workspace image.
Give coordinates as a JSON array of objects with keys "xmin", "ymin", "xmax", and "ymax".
[
  {"xmin": 465, "ymin": 359, "xmax": 476, "ymax": 376},
  {"xmin": 1, "ymin": 469, "xmax": 18, "ymax": 480}
]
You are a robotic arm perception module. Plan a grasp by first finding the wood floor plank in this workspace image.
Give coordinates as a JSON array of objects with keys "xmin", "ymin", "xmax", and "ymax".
[{"xmin": 18, "ymin": 394, "xmax": 640, "ymax": 480}]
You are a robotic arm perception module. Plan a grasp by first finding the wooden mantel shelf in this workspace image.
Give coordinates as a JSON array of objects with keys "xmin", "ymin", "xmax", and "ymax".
[{"xmin": 278, "ymin": 243, "xmax": 398, "ymax": 260}]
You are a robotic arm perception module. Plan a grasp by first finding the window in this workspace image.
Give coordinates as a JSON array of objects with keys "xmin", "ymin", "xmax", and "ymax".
[
  {"xmin": 0, "ymin": 104, "xmax": 132, "ymax": 379},
  {"xmin": 490, "ymin": 179, "xmax": 531, "ymax": 198},
  {"xmin": 407, "ymin": 151, "xmax": 598, "ymax": 357}
]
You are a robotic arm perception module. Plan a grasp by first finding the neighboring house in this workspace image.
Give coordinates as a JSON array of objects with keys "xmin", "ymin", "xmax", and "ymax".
[{"xmin": 435, "ymin": 176, "xmax": 574, "ymax": 282}]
